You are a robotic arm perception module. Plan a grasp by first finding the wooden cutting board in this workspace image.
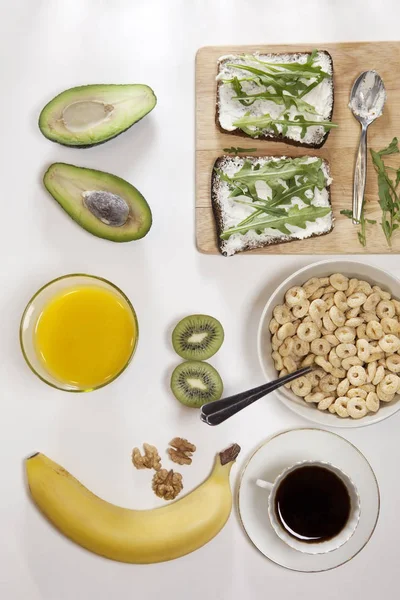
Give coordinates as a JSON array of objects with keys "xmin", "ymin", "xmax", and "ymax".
[{"xmin": 195, "ymin": 42, "xmax": 400, "ymax": 255}]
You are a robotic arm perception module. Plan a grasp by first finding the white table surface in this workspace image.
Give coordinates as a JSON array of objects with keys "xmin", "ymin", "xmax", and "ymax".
[{"xmin": 1, "ymin": 1, "xmax": 400, "ymax": 598}]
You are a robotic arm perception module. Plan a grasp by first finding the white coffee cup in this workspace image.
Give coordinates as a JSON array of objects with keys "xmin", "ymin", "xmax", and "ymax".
[{"xmin": 256, "ymin": 460, "xmax": 361, "ymax": 554}]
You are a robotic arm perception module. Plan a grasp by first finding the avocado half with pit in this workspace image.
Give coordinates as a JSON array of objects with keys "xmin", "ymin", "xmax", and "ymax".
[
  {"xmin": 39, "ymin": 84, "xmax": 156, "ymax": 147},
  {"xmin": 44, "ymin": 163, "xmax": 152, "ymax": 242}
]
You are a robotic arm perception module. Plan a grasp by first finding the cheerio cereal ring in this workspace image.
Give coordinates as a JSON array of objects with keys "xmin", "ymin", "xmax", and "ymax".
[
  {"xmin": 380, "ymin": 373, "xmax": 400, "ymax": 396},
  {"xmin": 341, "ymin": 356, "xmax": 363, "ymax": 370},
  {"xmin": 269, "ymin": 318, "xmax": 280, "ymax": 334},
  {"xmin": 310, "ymin": 338, "xmax": 331, "ymax": 356},
  {"xmin": 334, "ymin": 291, "xmax": 348, "ymax": 312},
  {"xmin": 278, "ymin": 337, "xmax": 294, "ymax": 357},
  {"xmin": 292, "ymin": 336, "xmax": 310, "ymax": 357},
  {"xmin": 328, "ymin": 403, "xmax": 336, "ymax": 414},
  {"xmin": 347, "ymin": 292, "xmax": 367, "ymax": 308},
  {"xmin": 376, "ymin": 383, "xmax": 395, "ymax": 403},
  {"xmin": 329, "ymin": 348, "xmax": 341, "ymax": 368},
  {"xmin": 285, "ymin": 286, "xmax": 307, "ymax": 306},
  {"xmin": 346, "ymin": 306, "xmax": 361, "ymax": 319},
  {"xmin": 347, "ymin": 387, "xmax": 367, "ymax": 399},
  {"xmin": 297, "ymin": 322, "xmax": 320, "ymax": 342},
  {"xmin": 381, "ymin": 317, "xmax": 399, "ymax": 335},
  {"xmin": 334, "ymin": 397, "xmax": 349, "ymax": 417},
  {"xmin": 291, "ymin": 376, "xmax": 312, "ymax": 397},
  {"xmin": 283, "ymin": 356, "xmax": 297, "ymax": 373},
  {"xmin": 356, "ymin": 338, "xmax": 370, "ymax": 362},
  {"xmin": 303, "ymin": 277, "xmax": 322, "ymax": 297},
  {"xmin": 376, "ymin": 300, "xmax": 395, "ymax": 319},
  {"xmin": 273, "ymin": 304, "xmax": 292, "ymax": 325},
  {"xmin": 322, "ymin": 313, "xmax": 337, "ymax": 332},
  {"xmin": 373, "ymin": 285, "xmax": 391, "ymax": 300},
  {"xmin": 301, "ymin": 353, "xmax": 315, "ymax": 367},
  {"xmin": 324, "ymin": 333, "xmax": 340, "ymax": 346},
  {"xmin": 346, "ymin": 278, "xmax": 359, "ymax": 297},
  {"xmin": 366, "ymin": 392, "xmax": 380, "ymax": 413},
  {"xmin": 366, "ymin": 320, "xmax": 383, "ymax": 340},
  {"xmin": 356, "ymin": 280, "xmax": 373, "ymax": 295},
  {"xmin": 272, "ymin": 351, "xmax": 284, "ymax": 371},
  {"xmin": 363, "ymin": 292, "xmax": 381, "ymax": 312},
  {"xmin": 347, "ymin": 397, "xmax": 368, "ymax": 419},
  {"xmin": 304, "ymin": 391, "xmax": 325, "ymax": 403},
  {"xmin": 336, "ymin": 343, "xmax": 356, "ymax": 359},
  {"xmin": 277, "ymin": 322, "xmax": 296, "ymax": 341},
  {"xmin": 292, "ymin": 300, "xmax": 310, "ymax": 319},
  {"xmin": 320, "ymin": 374, "xmax": 339, "ymax": 393},
  {"xmin": 330, "ymin": 273, "xmax": 349, "ymax": 291},
  {"xmin": 335, "ymin": 326, "xmax": 356, "ymax": 343},
  {"xmin": 315, "ymin": 356, "xmax": 333, "ymax": 373},
  {"xmin": 378, "ymin": 334, "xmax": 400, "ymax": 353},
  {"xmin": 329, "ymin": 305, "xmax": 346, "ymax": 328},
  {"xmin": 347, "ymin": 365, "xmax": 367, "ymax": 386},
  {"xmin": 337, "ymin": 378, "xmax": 350, "ymax": 396},
  {"xmin": 386, "ymin": 354, "xmax": 400, "ymax": 373},
  {"xmin": 372, "ymin": 365, "xmax": 385, "ymax": 386},
  {"xmin": 318, "ymin": 396, "xmax": 335, "ymax": 411},
  {"xmin": 309, "ymin": 299, "xmax": 327, "ymax": 323}
]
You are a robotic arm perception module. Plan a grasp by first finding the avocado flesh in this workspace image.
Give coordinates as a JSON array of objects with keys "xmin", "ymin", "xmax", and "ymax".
[
  {"xmin": 39, "ymin": 84, "xmax": 156, "ymax": 147},
  {"xmin": 44, "ymin": 163, "xmax": 152, "ymax": 242}
]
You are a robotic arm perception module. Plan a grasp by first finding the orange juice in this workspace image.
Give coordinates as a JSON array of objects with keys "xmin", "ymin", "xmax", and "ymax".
[{"xmin": 34, "ymin": 285, "xmax": 137, "ymax": 389}]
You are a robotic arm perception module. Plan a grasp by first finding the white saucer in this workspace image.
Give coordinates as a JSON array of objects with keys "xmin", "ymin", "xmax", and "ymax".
[{"xmin": 238, "ymin": 428, "xmax": 380, "ymax": 572}]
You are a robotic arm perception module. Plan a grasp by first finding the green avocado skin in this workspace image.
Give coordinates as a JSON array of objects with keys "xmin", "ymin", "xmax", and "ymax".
[
  {"xmin": 43, "ymin": 163, "xmax": 152, "ymax": 242},
  {"xmin": 38, "ymin": 84, "xmax": 157, "ymax": 147}
]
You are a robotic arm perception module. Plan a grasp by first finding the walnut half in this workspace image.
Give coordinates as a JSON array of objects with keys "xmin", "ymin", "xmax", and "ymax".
[
  {"xmin": 132, "ymin": 443, "xmax": 161, "ymax": 471},
  {"xmin": 152, "ymin": 469, "xmax": 183, "ymax": 501},
  {"xmin": 168, "ymin": 437, "xmax": 196, "ymax": 466}
]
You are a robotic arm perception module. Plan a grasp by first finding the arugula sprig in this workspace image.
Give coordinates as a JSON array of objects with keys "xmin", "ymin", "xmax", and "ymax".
[
  {"xmin": 222, "ymin": 146, "xmax": 257, "ymax": 154},
  {"xmin": 370, "ymin": 137, "xmax": 400, "ymax": 246},
  {"xmin": 221, "ymin": 50, "xmax": 337, "ymax": 138},
  {"xmin": 340, "ymin": 209, "xmax": 376, "ymax": 247},
  {"xmin": 216, "ymin": 158, "xmax": 330, "ymax": 240}
]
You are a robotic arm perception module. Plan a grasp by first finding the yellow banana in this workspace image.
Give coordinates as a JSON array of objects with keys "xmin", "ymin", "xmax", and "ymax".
[{"xmin": 26, "ymin": 443, "xmax": 240, "ymax": 563}]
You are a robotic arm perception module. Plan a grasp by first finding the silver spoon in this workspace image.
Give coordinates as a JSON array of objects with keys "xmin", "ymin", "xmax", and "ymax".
[
  {"xmin": 200, "ymin": 366, "xmax": 313, "ymax": 426},
  {"xmin": 349, "ymin": 70, "xmax": 386, "ymax": 224}
]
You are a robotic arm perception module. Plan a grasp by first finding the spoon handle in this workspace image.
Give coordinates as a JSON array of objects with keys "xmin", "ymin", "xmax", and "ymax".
[
  {"xmin": 353, "ymin": 122, "xmax": 368, "ymax": 224},
  {"xmin": 200, "ymin": 366, "xmax": 312, "ymax": 426}
]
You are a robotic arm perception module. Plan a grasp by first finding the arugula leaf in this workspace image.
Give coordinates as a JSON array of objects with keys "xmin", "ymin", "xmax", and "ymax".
[
  {"xmin": 340, "ymin": 209, "xmax": 376, "ymax": 246},
  {"xmin": 232, "ymin": 112, "xmax": 338, "ymax": 138},
  {"xmin": 370, "ymin": 138, "xmax": 400, "ymax": 246},
  {"xmin": 222, "ymin": 146, "xmax": 257, "ymax": 154},
  {"xmin": 221, "ymin": 205, "xmax": 331, "ymax": 239}
]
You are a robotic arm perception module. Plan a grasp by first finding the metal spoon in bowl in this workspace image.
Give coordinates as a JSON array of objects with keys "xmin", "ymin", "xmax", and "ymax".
[
  {"xmin": 200, "ymin": 366, "xmax": 313, "ymax": 426},
  {"xmin": 349, "ymin": 70, "xmax": 386, "ymax": 224}
]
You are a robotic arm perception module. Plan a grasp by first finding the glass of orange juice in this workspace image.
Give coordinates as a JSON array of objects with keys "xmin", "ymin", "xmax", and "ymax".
[{"xmin": 20, "ymin": 274, "xmax": 138, "ymax": 392}]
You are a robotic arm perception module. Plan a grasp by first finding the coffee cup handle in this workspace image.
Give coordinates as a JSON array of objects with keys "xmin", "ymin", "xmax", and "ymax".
[{"xmin": 255, "ymin": 478, "xmax": 273, "ymax": 491}]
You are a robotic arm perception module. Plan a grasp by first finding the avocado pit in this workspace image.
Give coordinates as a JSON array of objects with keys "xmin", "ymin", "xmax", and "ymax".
[
  {"xmin": 62, "ymin": 101, "xmax": 114, "ymax": 133},
  {"xmin": 83, "ymin": 190, "xmax": 129, "ymax": 227}
]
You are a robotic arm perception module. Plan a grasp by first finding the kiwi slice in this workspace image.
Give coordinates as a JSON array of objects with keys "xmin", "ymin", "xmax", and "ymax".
[
  {"xmin": 172, "ymin": 314, "xmax": 224, "ymax": 360},
  {"xmin": 170, "ymin": 361, "xmax": 223, "ymax": 408}
]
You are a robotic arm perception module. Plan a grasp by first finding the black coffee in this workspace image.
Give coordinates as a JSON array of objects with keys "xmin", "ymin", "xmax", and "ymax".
[{"xmin": 275, "ymin": 466, "xmax": 351, "ymax": 543}]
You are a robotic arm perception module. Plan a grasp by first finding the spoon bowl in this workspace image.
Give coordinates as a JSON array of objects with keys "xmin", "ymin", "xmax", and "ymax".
[{"xmin": 349, "ymin": 70, "xmax": 386, "ymax": 224}]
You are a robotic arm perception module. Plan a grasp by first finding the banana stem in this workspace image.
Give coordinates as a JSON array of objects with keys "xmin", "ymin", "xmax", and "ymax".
[{"xmin": 219, "ymin": 444, "xmax": 241, "ymax": 465}]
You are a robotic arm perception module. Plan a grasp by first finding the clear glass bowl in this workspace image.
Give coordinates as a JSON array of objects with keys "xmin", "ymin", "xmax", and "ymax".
[{"xmin": 20, "ymin": 274, "xmax": 138, "ymax": 392}]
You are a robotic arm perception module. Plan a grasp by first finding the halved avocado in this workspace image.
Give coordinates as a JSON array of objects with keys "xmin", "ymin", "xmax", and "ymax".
[
  {"xmin": 43, "ymin": 163, "xmax": 152, "ymax": 242},
  {"xmin": 39, "ymin": 84, "xmax": 156, "ymax": 147}
]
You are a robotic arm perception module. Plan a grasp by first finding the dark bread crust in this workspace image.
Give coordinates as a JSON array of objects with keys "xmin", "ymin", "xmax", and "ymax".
[
  {"xmin": 211, "ymin": 155, "xmax": 333, "ymax": 257},
  {"xmin": 216, "ymin": 50, "xmax": 334, "ymax": 149}
]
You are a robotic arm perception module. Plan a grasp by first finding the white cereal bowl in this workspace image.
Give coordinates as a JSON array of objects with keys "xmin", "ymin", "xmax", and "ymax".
[{"xmin": 257, "ymin": 259, "xmax": 400, "ymax": 428}]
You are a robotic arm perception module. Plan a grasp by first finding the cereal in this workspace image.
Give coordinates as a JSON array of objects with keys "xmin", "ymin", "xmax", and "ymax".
[
  {"xmin": 378, "ymin": 334, "xmax": 400, "ymax": 353},
  {"xmin": 330, "ymin": 273, "xmax": 349, "ymax": 291},
  {"xmin": 297, "ymin": 322, "xmax": 320, "ymax": 342},
  {"xmin": 305, "ymin": 391, "xmax": 325, "ymax": 403},
  {"xmin": 278, "ymin": 337, "xmax": 294, "ymax": 357},
  {"xmin": 291, "ymin": 376, "xmax": 312, "ymax": 397},
  {"xmin": 386, "ymin": 354, "xmax": 400, "ymax": 373},
  {"xmin": 376, "ymin": 300, "xmax": 395, "ymax": 319},
  {"xmin": 337, "ymin": 378, "xmax": 350, "ymax": 396},
  {"xmin": 347, "ymin": 365, "xmax": 367, "ymax": 386},
  {"xmin": 273, "ymin": 304, "xmax": 292, "ymax": 325},
  {"xmin": 320, "ymin": 374, "xmax": 339, "ymax": 393},
  {"xmin": 346, "ymin": 278, "xmax": 359, "ymax": 297},
  {"xmin": 366, "ymin": 320, "xmax": 383, "ymax": 340},
  {"xmin": 366, "ymin": 392, "xmax": 380, "ymax": 412},
  {"xmin": 269, "ymin": 272, "xmax": 400, "ymax": 420},
  {"xmin": 347, "ymin": 292, "xmax": 367, "ymax": 308},
  {"xmin": 336, "ymin": 343, "xmax": 356, "ymax": 359},
  {"xmin": 372, "ymin": 365, "xmax": 385, "ymax": 386},
  {"xmin": 381, "ymin": 317, "xmax": 399, "ymax": 335},
  {"xmin": 347, "ymin": 387, "xmax": 367, "ymax": 399},
  {"xmin": 356, "ymin": 338, "xmax": 370, "ymax": 362},
  {"xmin": 334, "ymin": 397, "xmax": 349, "ymax": 417},
  {"xmin": 318, "ymin": 396, "xmax": 335, "ymax": 411},
  {"xmin": 347, "ymin": 398, "xmax": 368, "ymax": 419},
  {"xmin": 363, "ymin": 292, "xmax": 380, "ymax": 312},
  {"xmin": 285, "ymin": 286, "xmax": 307, "ymax": 306},
  {"xmin": 292, "ymin": 336, "xmax": 310, "ymax": 357},
  {"xmin": 310, "ymin": 338, "xmax": 331, "ymax": 356},
  {"xmin": 301, "ymin": 353, "xmax": 315, "ymax": 367},
  {"xmin": 330, "ymin": 306, "xmax": 346, "ymax": 327},
  {"xmin": 292, "ymin": 300, "xmax": 310, "ymax": 318},
  {"xmin": 335, "ymin": 327, "xmax": 356, "ymax": 343},
  {"xmin": 334, "ymin": 291, "xmax": 348, "ymax": 312}
]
